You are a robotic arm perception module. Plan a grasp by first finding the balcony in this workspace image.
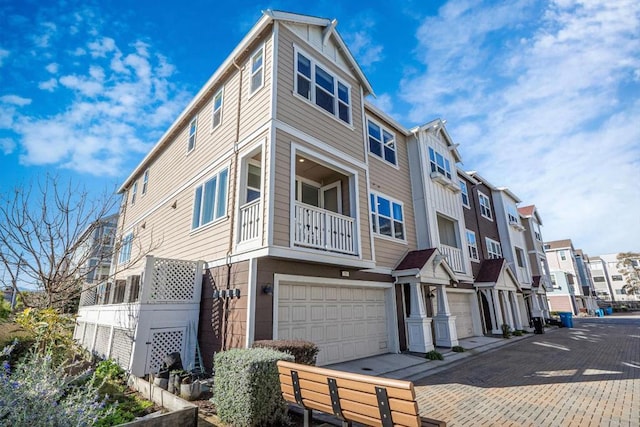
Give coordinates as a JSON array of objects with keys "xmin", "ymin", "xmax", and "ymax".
[
  {"xmin": 239, "ymin": 200, "xmax": 261, "ymax": 242},
  {"xmin": 440, "ymin": 244, "xmax": 464, "ymax": 273},
  {"xmin": 517, "ymin": 266, "xmax": 531, "ymax": 285},
  {"xmin": 294, "ymin": 202, "xmax": 356, "ymax": 255}
]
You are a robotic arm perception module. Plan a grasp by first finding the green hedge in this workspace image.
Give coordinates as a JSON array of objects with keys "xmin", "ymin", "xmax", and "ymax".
[
  {"xmin": 212, "ymin": 348, "xmax": 294, "ymax": 426},
  {"xmin": 252, "ymin": 339, "xmax": 319, "ymax": 365}
]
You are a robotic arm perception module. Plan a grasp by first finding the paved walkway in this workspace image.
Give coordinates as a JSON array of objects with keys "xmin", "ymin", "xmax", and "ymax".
[{"xmin": 414, "ymin": 316, "xmax": 640, "ymax": 426}]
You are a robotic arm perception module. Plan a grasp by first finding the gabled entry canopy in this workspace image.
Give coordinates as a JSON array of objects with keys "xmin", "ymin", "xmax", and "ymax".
[
  {"xmin": 392, "ymin": 248, "xmax": 458, "ymax": 286},
  {"xmin": 474, "ymin": 258, "xmax": 522, "ymax": 293},
  {"xmin": 532, "ymin": 275, "xmax": 547, "ymax": 294}
]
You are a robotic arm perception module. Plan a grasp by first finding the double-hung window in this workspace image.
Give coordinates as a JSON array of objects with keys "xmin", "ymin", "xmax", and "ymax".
[
  {"xmin": 192, "ymin": 168, "xmax": 229, "ymax": 229},
  {"xmin": 478, "ymin": 191, "xmax": 493, "ymax": 220},
  {"xmin": 131, "ymin": 182, "xmax": 137, "ymax": 205},
  {"xmin": 367, "ymin": 119, "xmax": 396, "ymax": 165},
  {"xmin": 460, "ymin": 180, "xmax": 470, "ymax": 207},
  {"xmin": 370, "ymin": 193, "xmax": 404, "ymax": 240},
  {"xmin": 507, "ymin": 205, "xmax": 520, "ymax": 224},
  {"xmin": 212, "ymin": 89, "xmax": 223, "ymax": 129},
  {"xmin": 466, "ymin": 230, "xmax": 479, "ymax": 261},
  {"xmin": 118, "ymin": 233, "xmax": 133, "ymax": 264},
  {"xmin": 250, "ymin": 47, "xmax": 264, "ymax": 94},
  {"xmin": 295, "ymin": 50, "xmax": 351, "ymax": 124},
  {"xmin": 428, "ymin": 147, "xmax": 452, "ymax": 179},
  {"xmin": 486, "ymin": 238, "xmax": 502, "ymax": 259},
  {"xmin": 245, "ymin": 162, "xmax": 261, "ymax": 204},
  {"xmin": 142, "ymin": 169, "xmax": 149, "ymax": 195},
  {"xmin": 187, "ymin": 116, "xmax": 197, "ymax": 152}
]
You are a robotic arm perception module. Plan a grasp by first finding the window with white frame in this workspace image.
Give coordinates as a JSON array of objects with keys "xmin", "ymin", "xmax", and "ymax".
[
  {"xmin": 515, "ymin": 247, "xmax": 526, "ymax": 267},
  {"xmin": 460, "ymin": 180, "xmax": 470, "ymax": 208},
  {"xmin": 370, "ymin": 193, "xmax": 404, "ymax": 240},
  {"xmin": 507, "ymin": 204, "xmax": 520, "ymax": 224},
  {"xmin": 295, "ymin": 50, "xmax": 351, "ymax": 124},
  {"xmin": 142, "ymin": 169, "xmax": 149, "ymax": 195},
  {"xmin": 187, "ymin": 116, "xmax": 197, "ymax": 152},
  {"xmin": 478, "ymin": 191, "xmax": 493, "ymax": 220},
  {"xmin": 192, "ymin": 168, "xmax": 229, "ymax": 229},
  {"xmin": 245, "ymin": 162, "xmax": 261, "ymax": 204},
  {"xmin": 250, "ymin": 47, "xmax": 264, "ymax": 95},
  {"xmin": 533, "ymin": 222, "xmax": 542, "ymax": 241},
  {"xmin": 466, "ymin": 230, "xmax": 479, "ymax": 261},
  {"xmin": 486, "ymin": 238, "xmax": 502, "ymax": 259},
  {"xmin": 212, "ymin": 89, "xmax": 223, "ymax": 129},
  {"xmin": 560, "ymin": 250, "xmax": 566, "ymax": 261},
  {"xmin": 130, "ymin": 182, "xmax": 137, "ymax": 205},
  {"xmin": 612, "ymin": 275, "xmax": 623, "ymax": 281},
  {"xmin": 118, "ymin": 233, "xmax": 133, "ymax": 264},
  {"xmin": 428, "ymin": 147, "xmax": 452, "ymax": 179},
  {"xmin": 367, "ymin": 119, "xmax": 396, "ymax": 165}
]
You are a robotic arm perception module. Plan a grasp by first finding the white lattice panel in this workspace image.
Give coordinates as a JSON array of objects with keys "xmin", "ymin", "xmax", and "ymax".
[
  {"xmin": 94, "ymin": 325, "xmax": 111, "ymax": 358},
  {"xmin": 147, "ymin": 329, "xmax": 184, "ymax": 374},
  {"xmin": 83, "ymin": 323, "xmax": 96, "ymax": 349},
  {"xmin": 74, "ymin": 322, "xmax": 85, "ymax": 341},
  {"xmin": 148, "ymin": 258, "xmax": 198, "ymax": 303},
  {"xmin": 110, "ymin": 328, "xmax": 133, "ymax": 368},
  {"xmin": 80, "ymin": 287, "xmax": 96, "ymax": 306}
]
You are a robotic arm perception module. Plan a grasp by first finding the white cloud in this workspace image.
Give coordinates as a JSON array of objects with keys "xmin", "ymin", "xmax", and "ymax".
[
  {"xmin": 0, "ymin": 138, "xmax": 16, "ymax": 155},
  {"xmin": 38, "ymin": 78, "xmax": 58, "ymax": 91},
  {"xmin": 46, "ymin": 63, "xmax": 59, "ymax": 73},
  {"xmin": 88, "ymin": 37, "xmax": 116, "ymax": 57},
  {"xmin": 369, "ymin": 93, "xmax": 394, "ymax": 115},
  {"xmin": 0, "ymin": 95, "xmax": 32, "ymax": 106},
  {"xmin": 402, "ymin": 0, "xmax": 640, "ymax": 254},
  {"xmin": 343, "ymin": 13, "xmax": 384, "ymax": 69},
  {"xmin": 0, "ymin": 48, "xmax": 9, "ymax": 67},
  {"xmin": 33, "ymin": 21, "xmax": 58, "ymax": 48}
]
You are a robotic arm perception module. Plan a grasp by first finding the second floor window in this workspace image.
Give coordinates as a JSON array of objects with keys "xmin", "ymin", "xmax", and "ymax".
[
  {"xmin": 428, "ymin": 147, "xmax": 452, "ymax": 179},
  {"xmin": 507, "ymin": 204, "xmax": 520, "ymax": 224},
  {"xmin": 212, "ymin": 89, "xmax": 223, "ymax": 129},
  {"xmin": 370, "ymin": 193, "xmax": 404, "ymax": 240},
  {"xmin": 118, "ymin": 233, "xmax": 133, "ymax": 264},
  {"xmin": 460, "ymin": 180, "xmax": 470, "ymax": 207},
  {"xmin": 131, "ymin": 182, "xmax": 137, "ymax": 205},
  {"xmin": 192, "ymin": 168, "xmax": 229, "ymax": 229},
  {"xmin": 478, "ymin": 191, "xmax": 493, "ymax": 220},
  {"xmin": 486, "ymin": 238, "xmax": 502, "ymax": 259},
  {"xmin": 367, "ymin": 119, "xmax": 396, "ymax": 165},
  {"xmin": 188, "ymin": 117, "xmax": 197, "ymax": 152},
  {"xmin": 296, "ymin": 51, "xmax": 351, "ymax": 124},
  {"xmin": 250, "ymin": 47, "xmax": 264, "ymax": 94},
  {"xmin": 245, "ymin": 163, "xmax": 261, "ymax": 204},
  {"xmin": 142, "ymin": 169, "xmax": 149, "ymax": 195},
  {"xmin": 466, "ymin": 230, "xmax": 479, "ymax": 261}
]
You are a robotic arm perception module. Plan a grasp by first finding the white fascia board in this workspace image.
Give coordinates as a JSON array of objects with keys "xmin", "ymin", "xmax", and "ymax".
[
  {"xmin": 496, "ymin": 186, "xmax": 522, "ymax": 203},
  {"xmin": 364, "ymin": 101, "xmax": 410, "ymax": 136},
  {"xmin": 118, "ymin": 14, "xmax": 273, "ymax": 193},
  {"xmin": 267, "ymin": 10, "xmax": 331, "ymax": 26},
  {"xmin": 456, "ymin": 167, "xmax": 479, "ymax": 185},
  {"xmin": 466, "ymin": 171, "xmax": 498, "ymax": 191}
]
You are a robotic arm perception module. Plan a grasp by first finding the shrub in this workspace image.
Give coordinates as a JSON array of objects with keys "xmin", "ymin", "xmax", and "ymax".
[
  {"xmin": 0, "ymin": 300, "xmax": 11, "ymax": 320},
  {"xmin": 501, "ymin": 324, "xmax": 511, "ymax": 339},
  {"xmin": 513, "ymin": 330, "xmax": 524, "ymax": 337},
  {"xmin": 425, "ymin": 350, "xmax": 444, "ymax": 360},
  {"xmin": 0, "ymin": 342, "xmax": 112, "ymax": 425},
  {"xmin": 252, "ymin": 339, "xmax": 319, "ymax": 365},
  {"xmin": 213, "ymin": 347, "xmax": 294, "ymax": 426},
  {"xmin": 15, "ymin": 308, "xmax": 77, "ymax": 363},
  {"xmin": 452, "ymin": 346, "xmax": 465, "ymax": 353}
]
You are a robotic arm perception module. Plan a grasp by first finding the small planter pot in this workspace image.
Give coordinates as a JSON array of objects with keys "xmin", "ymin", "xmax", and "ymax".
[
  {"xmin": 153, "ymin": 377, "xmax": 169, "ymax": 390},
  {"xmin": 180, "ymin": 381, "xmax": 202, "ymax": 401}
]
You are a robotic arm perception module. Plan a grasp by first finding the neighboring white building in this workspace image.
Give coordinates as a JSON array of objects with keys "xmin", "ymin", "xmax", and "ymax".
[{"xmin": 588, "ymin": 253, "xmax": 640, "ymax": 302}]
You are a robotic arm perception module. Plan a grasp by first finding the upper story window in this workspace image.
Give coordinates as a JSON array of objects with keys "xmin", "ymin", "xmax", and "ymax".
[
  {"xmin": 428, "ymin": 147, "xmax": 452, "ymax": 179},
  {"xmin": 192, "ymin": 168, "xmax": 229, "ymax": 229},
  {"xmin": 478, "ymin": 191, "xmax": 493, "ymax": 220},
  {"xmin": 593, "ymin": 276, "xmax": 606, "ymax": 282},
  {"xmin": 142, "ymin": 169, "xmax": 149, "ymax": 195},
  {"xmin": 212, "ymin": 89, "xmax": 223, "ymax": 129},
  {"xmin": 560, "ymin": 250, "xmax": 567, "ymax": 261},
  {"xmin": 612, "ymin": 275, "xmax": 623, "ymax": 281},
  {"xmin": 460, "ymin": 180, "xmax": 470, "ymax": 208},
  {"xmin": 466, "ymin": 230, "xmax": 479, "ymax": 261},
  {"xmin": 515, "ymin": 247, "xmax": 527, "ymax": 268},
  {"xmin": 250, "ymin": 47, "xmax": 264, "ymax": 95},
  {"xmin": 370, "ymin": 193, "xmax": 404, "ymax": 240},
  {"xmin": 245, "ymin": 162, "xmax": 261, "ymax": 204},
  {"xmin": 486, "ymin": 237, "xmax": 502, "ymax": 259},
  {"xmin": 367, "ymin": 119, "xmax": 396, "ymax": 165},
  {"xmin": 507, "ymin": 205, "xmax": 520, "ymax": 224},
  {"xmin": 187, "ymin": 116, "xmax": 197, "ymax": 152},
  {"xmin": 131, "ymin": 182, "xmax": 137, "ymax": 205},
  {"xmin": 295, "ymin": 50, "xmax": 351, "ymax": 124},
  {"xmin": 118, "ymin": 233, "xmax": 133, "ymax": 264}
]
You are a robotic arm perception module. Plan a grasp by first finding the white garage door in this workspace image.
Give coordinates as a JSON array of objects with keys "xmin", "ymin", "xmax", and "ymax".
[
  {"xmin": 448, "ymin": 292, "xmax": 474, "ymax": 339},
  {"xmin": 277, "ymin": 283, "xmax": 389, "ymax": 365}
]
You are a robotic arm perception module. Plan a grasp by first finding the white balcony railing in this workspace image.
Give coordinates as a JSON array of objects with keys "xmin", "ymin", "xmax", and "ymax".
[
  {"xmin": 440, "ymin": 244, "xmax": 464, "ymax": 273},
  {"xmin": 239, "ymin": 200, "xmax": 261, "ymax": 242},
  {"xmin": 294, "ymin": 202, "xmax": 357, "ymax": 255},
  {"xmin": 517, "ymin": 266, "xmax": 531, "ymax": 285}
]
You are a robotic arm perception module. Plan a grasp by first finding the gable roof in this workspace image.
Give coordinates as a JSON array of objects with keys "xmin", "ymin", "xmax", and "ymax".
[
  {"xmin": 118, "ymin": 10, "xmax": 374, "ymax": 193},
  {"xmin": 411, "ymin": 119, "xmax": 462, "ymax": 163},
  {"xmin": 518, "ymin": 204, "xmax": 543, "ymax": 225},
  {"xmin": 394, "ymin": 248, "xmax": 436, "ymax": 271},
  {"xmin": 392, "ymin": 248, "xmax": 458, "ymax": 285},
  {"xmin": 474, "ymin": 258, "xmax": 522, "ymax": 292}
]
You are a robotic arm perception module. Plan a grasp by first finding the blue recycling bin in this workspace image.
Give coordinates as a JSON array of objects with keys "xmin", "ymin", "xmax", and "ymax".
[
  {"xmin": 596, "ymin": 309, "xmax": 604, "ymax": 317},
  {"xmin": 605, "ymin": 307, "xmax": 613, "ymax": 315},
  {"xmin": 559, "ymin": 312, "xmax": 573, "ymax": 328}
]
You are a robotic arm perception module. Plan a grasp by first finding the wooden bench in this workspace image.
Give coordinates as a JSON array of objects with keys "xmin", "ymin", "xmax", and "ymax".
[{"xmin": 277, "ymin": 360, "xmax": 446, "ymax": 427}]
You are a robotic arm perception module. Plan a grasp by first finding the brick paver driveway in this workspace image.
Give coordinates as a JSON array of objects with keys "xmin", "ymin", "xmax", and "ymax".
[{"xmin": 414, "ymin": 315, "xmax": 640, "ymax": 426}]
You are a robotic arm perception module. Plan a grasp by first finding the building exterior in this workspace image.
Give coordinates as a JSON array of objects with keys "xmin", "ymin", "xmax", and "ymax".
[
  {"xmin": 74, "ymin": 11, "xmax": 555, "ymax": 375},
  {"xmin": 588, "ymin": 253, "xmax": 640, "ymax": 302}
]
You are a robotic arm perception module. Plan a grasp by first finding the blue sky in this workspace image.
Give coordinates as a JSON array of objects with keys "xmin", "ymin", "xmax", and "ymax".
[{"xmin": 1, "ymin": 0, "xmax": 638, "ymax": 256}]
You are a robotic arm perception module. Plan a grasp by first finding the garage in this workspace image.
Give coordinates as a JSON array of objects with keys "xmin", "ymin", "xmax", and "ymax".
[
  {"xmin": 447, "ymin": 291, "xmax": 475, "ymax": 339},
  {"xmin": 277, "ymin": 282, "xmax": 390, "ymax": 365}
]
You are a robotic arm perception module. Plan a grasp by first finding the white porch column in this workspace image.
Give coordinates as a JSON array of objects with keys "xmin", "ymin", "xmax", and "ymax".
[
  {"xmin": 511, "ymin": 292, "xmax": 523, "ymax": 330},
  {"xmin": 530, "ymin": 291, "xmax": 543, "ymax": 317},
  {"xmin": 433, "ymin": 285, "xmax": 458, "ymax": 347},
  {"xmin": 490, "ymin": 288, "xmax": 504, "ymax": 334},
  {"xmin": 405, "ymin": 281, "xmax": 434, "ymax": 353},
  {"xmin": 501, "ymin": 291, "xmax": 515, "ymax": 330}
]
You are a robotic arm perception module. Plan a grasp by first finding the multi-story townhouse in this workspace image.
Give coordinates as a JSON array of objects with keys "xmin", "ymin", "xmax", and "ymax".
[
  {"xmin": 518, "ymin": 205, "xmax": 551, "ymax": 320},
  {"xmin": 75, "ymin": 11, "xmax": 485, "ymax": 375},
  {"xmin": 590, "ymin": 254, "xmax": 640, "ymax": 302},
  {"xmin": 586, "ymin": 256, "xmax": 615, "ymax": 300},
  {"xmin": 574, "ymin": 249, "xmax": 597, "ymax": 302},
  {"xmin": 460, "ymin": 171, "xmax": 525, "ymax": 334}
]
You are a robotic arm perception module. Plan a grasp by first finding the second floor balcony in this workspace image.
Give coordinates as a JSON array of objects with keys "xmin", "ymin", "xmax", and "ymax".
[
  {"xmin": 294, "ymin": 202, "xmax": 356, "ymax": 255},
  {"xmin": 440, "ymin": 244, "xmax": 464, "ymax": 273}
]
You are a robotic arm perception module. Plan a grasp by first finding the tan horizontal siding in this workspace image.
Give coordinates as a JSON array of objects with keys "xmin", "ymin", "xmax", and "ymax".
[{"xmin": 239, "ymin": 33, "xmax": 273, "ymax": 140}]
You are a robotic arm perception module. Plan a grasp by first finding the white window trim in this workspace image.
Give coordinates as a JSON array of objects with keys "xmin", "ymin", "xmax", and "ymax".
[
  {"xmin": 190, "ymin": 165, "xmax": 230, "ymax": 232},
  {"xmin": 293, "ymin": 45, "xmax": 353, "ymax": 127},
  {"xmin": 118, "ymin": 232, "xmax": 133, "ymax": 265},
  {"xmin": 428, "ymin": 146, "xmax": 453, "ymax": 180},
  {"xmin": 187, "ymin": 116, "xmax": 198, "ymax": 154},
  {"xmin": 460, "ymin": 180, "xmax": 470, "ymax": 208},
  {"xmin": 370, "ymin": 191, "xmax": 406, "ymax": 242},
  {"xmin": 366, "ymin": 117, "xmax": 398, "ymax": 167},
  {"xmin": 131, "ymin": 181, "xmax": 137, "ymax": 205},
  {"xmin": 478, "ymin": 191, "xmax": 493, "ymax": 221},
  {"xmin": 466, "ymin": 229, "xmax": 479, "ymax": 262},
  {"xmin": 211, "ymin": 87, "xmax": 224, "ymax": 131},
  {"xmin": 141, "ymin": 169, "xmax": 149, "ymax": 196},
  {"xmin": 248, "ymin": 44, "xmax": 265, "ymax": 98},
  {"xmin": 486, "ymin": 237, "xmax": 502, "ymax": 259}
]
